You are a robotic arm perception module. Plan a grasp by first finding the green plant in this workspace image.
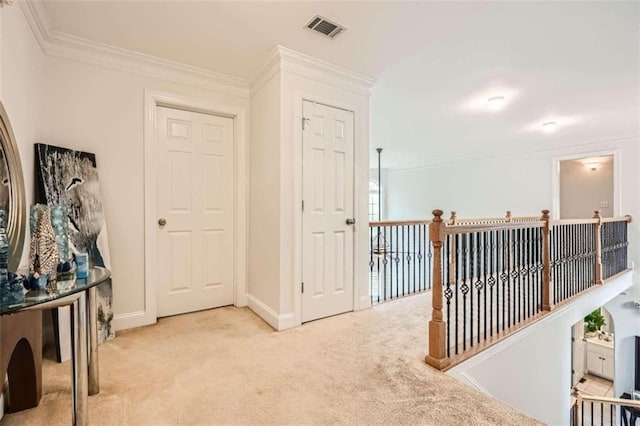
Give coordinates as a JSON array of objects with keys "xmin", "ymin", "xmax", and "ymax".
[{"xmin": 584, "ymin": 309, "xmax": 606, "ymax": 333}]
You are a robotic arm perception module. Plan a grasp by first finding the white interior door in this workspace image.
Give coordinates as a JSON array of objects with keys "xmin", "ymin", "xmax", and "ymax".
[
  {"xmin": 572, "ymin": 322, "xmax": 586, "ymax": 386},
  {"xmin": 302, "ymin": 100, "xmax": 355, "ymax": 322},
  {"xmin": 156, "ymin": 106, "xmax": 234, "ymax": 317}
]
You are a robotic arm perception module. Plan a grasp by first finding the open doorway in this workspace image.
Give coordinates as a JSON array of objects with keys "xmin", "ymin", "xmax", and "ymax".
[
  {"xmin": 559, "ymin": 155, "xmax": 614, "ymax": 219},
  {"xmin": 572, "ymin": 306, "xmax": 615, "ymax": 395}
]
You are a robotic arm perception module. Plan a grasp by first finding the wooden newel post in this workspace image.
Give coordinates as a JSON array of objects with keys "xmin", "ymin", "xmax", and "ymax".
[
  {"xmin": 425, "ymin": 209, "xmax": 450, "ymax": 370},
  {"xmin": 541, "ymin": 209, "xmax": 554, "ymax": 311},
  {"xmin": 593, "ymin": 210, "xmax": 603, "ymax": 284}
]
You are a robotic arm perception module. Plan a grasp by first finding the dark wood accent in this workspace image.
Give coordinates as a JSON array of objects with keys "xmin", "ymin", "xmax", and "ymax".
[{"xmin": 0, "ymin": 310, "xmax": 43, "ymax": 412}]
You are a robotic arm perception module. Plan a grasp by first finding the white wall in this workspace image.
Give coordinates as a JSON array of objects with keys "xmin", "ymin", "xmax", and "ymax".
[
  {"xmin": 605, "ymin": 284, "xmax": 640, "ymax": 398},
  {"xmin": 248, "ymin": 73, "xmax": 282, "ymax": 320},
  {"xmin": 560, "ymin": 158, "xmax": 613, "ymax": 219},
  {"xmin": 2, "ymin": 5, "xmax": 250, "ymax": 330},
  {"xmin": 247, "ymin": 49, "xmax": 373, "ymax": 329},
  {"xmin": 448, "ymin": 271, "xmax": 634, "ymax": 425}
]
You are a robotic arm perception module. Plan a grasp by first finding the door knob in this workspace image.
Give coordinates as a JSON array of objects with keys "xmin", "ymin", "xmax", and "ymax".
[
  {"xmin": 158, "ymin": 218, "xmax": 167, "ymax": 226},
  {"xmin": 346, "ymin": 218, "xmax": 356, "ymax": 225}
]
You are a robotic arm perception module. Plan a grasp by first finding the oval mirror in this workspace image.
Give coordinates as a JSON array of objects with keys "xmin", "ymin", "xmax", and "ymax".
[{"xmin": 0, "ymin": 101, "xmax": 26, "ymax": 272}]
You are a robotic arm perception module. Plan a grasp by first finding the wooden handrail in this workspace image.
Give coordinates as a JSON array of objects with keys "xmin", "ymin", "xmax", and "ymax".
[
  {"xmin": 575, "ymin": 390, "xmax": 640, "ymax": 408},
  {"xmin": 551, "ymin": 218, "xmax": 599, "ymax": 225},
  {"xmin": 369, "ymin": 219, "xmax": 431, "ymax": 227},
  {"xmin": 602, "ymin": 215, "xmax": 633, "ymax": 223},
  {"xmin": 443, "ymin": 220, "xmax": 544, "ymax": 235}
]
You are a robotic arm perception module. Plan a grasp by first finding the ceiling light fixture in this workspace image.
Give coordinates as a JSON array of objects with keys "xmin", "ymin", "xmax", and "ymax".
[
  {"xmin": 542, "ymin": 122, "xmax": 557, "ymax": 133},
  {"xmin": 487, "ymin": 96, "xmax": 505, "ymax": 111},
  {"xmin": 584, "ymin": 161, "xmax": 600, "ymax": 171}
]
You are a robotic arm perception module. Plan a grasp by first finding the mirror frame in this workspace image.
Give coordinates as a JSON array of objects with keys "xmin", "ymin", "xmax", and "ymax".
[{"xmin": 0, "ymin": 101, "xmax": 26, "ymax": 271}]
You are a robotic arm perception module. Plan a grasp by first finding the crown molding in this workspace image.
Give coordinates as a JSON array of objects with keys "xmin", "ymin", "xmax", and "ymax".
[
  {"xmin": 19, "ymin": 0, "xmax": 250, "ymax": 98},
  {"xmin": 387, "ymin": 135, "xmax": 640, "ymax": 173},
  {"xmin": 250, "ymin": 45, "xmax": 376, "ymax": 97}
]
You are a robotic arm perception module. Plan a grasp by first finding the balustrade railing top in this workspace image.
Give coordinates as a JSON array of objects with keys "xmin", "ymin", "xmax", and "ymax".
[{"xmin": 420, "ymin": 209, "xmax": 632, "ymax": 371}]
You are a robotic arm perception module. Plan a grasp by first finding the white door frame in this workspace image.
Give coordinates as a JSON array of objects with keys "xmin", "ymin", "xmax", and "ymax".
[
  {"xmin": 141, "ymin": 89, "xmax": 248, "ymax": 328},
  {"xmin": 551, "ymin": 149, "xmax": 621, "ymax": 220},
  {"xmin": 292, "ymin": 92, "xmax": 368, "ymax": 327}
]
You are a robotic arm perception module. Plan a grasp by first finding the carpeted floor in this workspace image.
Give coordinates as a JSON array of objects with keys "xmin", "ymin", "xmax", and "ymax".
[{"xmin": 2, "ymin": 293, "xmax": 541, "ymax": 425}]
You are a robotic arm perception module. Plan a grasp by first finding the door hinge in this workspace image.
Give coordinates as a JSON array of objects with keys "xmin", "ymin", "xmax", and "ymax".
[
  {"xmin": 302, "ymin": 117, "xmax": 311, "ymax": 130},
  {"xmin": 301, "ymin": 282, "xmax": 304, "ymax": 293},
  {"xmin": 301, "ymin": 200, "xmax": 305, "ymax": 212}
]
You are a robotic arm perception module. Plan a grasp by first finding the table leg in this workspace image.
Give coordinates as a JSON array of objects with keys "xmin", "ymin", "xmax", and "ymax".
[
  {"xmin": 87, "ymin": 287, "xmax": 99, "ymax": 395},
  {"xmin": 71, "ymin": 297, "xmax": 88, "ymax": 426}
]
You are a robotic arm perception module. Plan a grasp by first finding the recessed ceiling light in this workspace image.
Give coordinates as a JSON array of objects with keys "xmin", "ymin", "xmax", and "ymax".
[
  {"xmin": 487, "ymin": 96, "xmax": 505, "ymax": 111},
  {"xmin": 542, "ymin": 122, "xmax": 557, "ymax": 133}
]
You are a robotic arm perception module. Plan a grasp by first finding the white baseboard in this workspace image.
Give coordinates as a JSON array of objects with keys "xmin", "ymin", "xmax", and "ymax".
[
  {"xmin": 277, "ymin": 312, "xmax": 298, "ymax": 330},
  {"xmin": 246, "ymin": 294, "xmax": 299, "ymax": 330},
  {"xmin": 246, "ymin": 294, "xmax": 279, "ymax": 329},
  {"xmin": 112, "ymin": 310, "xmax": 156, "ymax": 332},
  {"xmin": 357, "ymin": 295, "xmax": 372, "ymax": 311}
]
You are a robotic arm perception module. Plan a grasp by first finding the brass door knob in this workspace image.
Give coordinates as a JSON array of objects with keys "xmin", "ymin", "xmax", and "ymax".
[{"xmin": 158, "ymin": 218, "xmax": 167, "ymax": 226}]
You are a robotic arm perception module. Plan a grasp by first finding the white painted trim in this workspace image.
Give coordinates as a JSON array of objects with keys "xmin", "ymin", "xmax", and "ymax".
[
  {"xmin": 112, "ymin": 311, "xmax": 149, "ymax": 332},
  {"xmin": 458, "ymin": 371, "xmax": 490, "ymax": 394},
  {"xmin": 18, "ymin": 0, "xmax": 249, "ymax": 98},
  {"xmin": 294, "ymin": 93, "xmax": 369, "ymax": 325},
  {"xmin": 551, "ymin": 149, "xmax": 621, "ymax": 220},
  {"xmin": 388, "ymin": 135, "xmax": 638, "ymax": 174},
  {"xmin": 246, "ymin": 295, "xmax": 279, "ymax": 329},
  {"xmin": 143, "ymin": 90, "xmax": 248, "ymax": 328},
  {"xmin": 246, "ymin": 295, "xmax": 296, "ymax": 331},
  {"xmin": 250, "ymin": 45, "xmax": 375, "ymax": 96}
]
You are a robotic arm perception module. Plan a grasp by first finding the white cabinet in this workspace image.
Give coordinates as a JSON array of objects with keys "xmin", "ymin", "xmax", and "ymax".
[{"xmin": 586, "ymin": 341, "xmax": 614, "ymax": 381}]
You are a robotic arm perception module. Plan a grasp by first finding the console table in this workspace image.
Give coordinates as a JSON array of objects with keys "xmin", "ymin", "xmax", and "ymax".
[{"xmin": 1, "ymin": 267, "xmax": 111, "ymax": 425}]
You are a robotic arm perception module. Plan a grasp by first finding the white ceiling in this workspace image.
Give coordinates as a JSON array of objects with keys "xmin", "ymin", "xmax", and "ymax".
[
  {"xmin": 40, "ymin": 1, "xmax": 640, "ymax": 169},
  {"xmin": 370, "ymin": 1, "xmax": 640, "ymax": 168},
  {"xmin": 41, "ymin": 0, "xmax": 485, "ymax": 80}
]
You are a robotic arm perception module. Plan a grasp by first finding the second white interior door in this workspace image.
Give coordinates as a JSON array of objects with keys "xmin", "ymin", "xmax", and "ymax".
[
  {"xmin": 302, "ymin": 100, "xmax": 355, "ymax": 322},
  {"xmin": 156, "ymin": 106, "xmax": 234, "ymax": 317}
]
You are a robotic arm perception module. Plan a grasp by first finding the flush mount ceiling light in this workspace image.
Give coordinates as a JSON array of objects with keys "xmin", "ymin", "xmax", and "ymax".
[
  {"xmin": 542, "ymin": 121, "xmax": 558, "ymax": 133},
  {"xmin": 584, "ymin": 161, "xmax": 600, "ymax": 171},
  {"xmin": 487, "ymin": 96, "xmax": 505, "ymax": 111}
]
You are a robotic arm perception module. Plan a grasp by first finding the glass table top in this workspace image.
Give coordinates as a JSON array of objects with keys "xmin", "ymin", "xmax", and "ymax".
[{"xmin": 0, "ymin": 267, "xmax": 111, "ymax": 315}]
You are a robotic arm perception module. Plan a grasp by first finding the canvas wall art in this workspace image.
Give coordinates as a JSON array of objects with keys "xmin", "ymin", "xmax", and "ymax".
[{"xmin": 34, "ymin": 143, "xmax": 114, "ymax": 361}]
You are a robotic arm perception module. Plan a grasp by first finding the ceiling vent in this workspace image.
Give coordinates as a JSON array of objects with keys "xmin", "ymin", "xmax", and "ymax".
[{"xmin": 305, "ymin": 15, "xmax": 346, "ymax": 39}]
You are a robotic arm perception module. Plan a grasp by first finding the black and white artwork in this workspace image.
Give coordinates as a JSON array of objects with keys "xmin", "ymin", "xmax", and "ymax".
[{"xmin": 35, "ymin": 144, "xmax": 114, "ymax": 361}]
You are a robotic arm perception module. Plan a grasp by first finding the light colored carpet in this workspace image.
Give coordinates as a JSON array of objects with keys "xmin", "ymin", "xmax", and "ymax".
[{"xmin": 2, "ymin": 293, "xmax": 541, "ymax": 425}]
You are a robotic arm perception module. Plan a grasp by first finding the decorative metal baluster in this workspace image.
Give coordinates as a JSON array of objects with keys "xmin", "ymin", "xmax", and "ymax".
[
  {"xmin": 390, "ymin": 224, "xmax": 395, "ymax": 299},
  {"xmin": 484, "ymin": 231, "xmax": 489, "ymax": 339},
  {"xmin": 524, "ymin": 227, "xmax": 530, "ymax": 319},
  {"xmin": 445, "ymin": 234, "xmax": 452, "ymax": 358},
  {"xmin": 455, "ymin": 233, "xmax": 460, "ymax": 355},
  {"xmin": 489, "ymin": 230, "xmax": 494, "ymax": 337},
  {"xmin": 506, "ymin": 229, "xmax": 512, "ymax": 329},
  {"xmin": 469, "ymin": 232, "xmax": 475, "ymax": 347},
  {"xmin": 475, "ymin": 232, "xmax": 483, "ymax": 344},
  {"xmin": 513, "ymin": 228, "xmax": 519, "ymax": 324},
  {"xmin": 496, "ymin": 230, "xmax": 507, "ymax": 332},
  {"xmin": 552, "ymin": 226, "xmax": 557, "ymax": 305},
  {"xmin": 413, "ymin": 225, "xmax": 416, "ymax": 294},
  {"xmin": 461, "ymin": 233, "xmax": 468, "ymax": 351},
  {"xmin": 369, "ymin": 226, "xmax": 375, "ymax": 304},
  {"xmin": 417, "ymin": 225, "xmax": 422, "ymax": 292}
]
